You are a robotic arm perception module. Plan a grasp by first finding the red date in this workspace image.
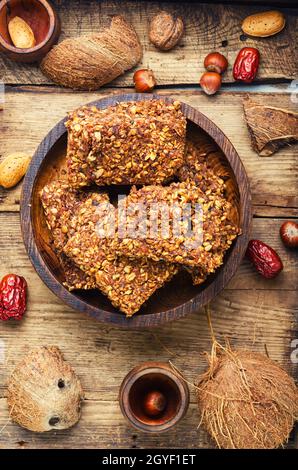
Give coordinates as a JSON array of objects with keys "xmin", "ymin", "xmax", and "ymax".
[
  {"xmin": 0, "ymin": 274, "xmax": 27, "ymax": 321},
  {"xmin": 246, "ymin": 240, "xmax": 283, "ymax": 279},
  {"xmin": 233, "ymin": 47, "xmax": 260, "ymax": 83}
]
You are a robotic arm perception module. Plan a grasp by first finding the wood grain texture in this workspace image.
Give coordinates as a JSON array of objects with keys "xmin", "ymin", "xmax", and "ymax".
[
  {"xmin": 0, "ymin": 207, "xmax": 298, "ymax": 448},
  {"xmin": 0, "ymin": 1, "xmax": 297, "ymax": 86},
  {"xmin": 0, "ymin": 1, "xmax": 297, "ymax": 446},
  {"xmin": 0, "ymin": 210, "xmax": 297, "ymax": 448},
  {"xmin": 1, "ymin": 88, "xmax": 297, "ymax": 216},
  {"xmin": 0, "ymin": 212, "xmax": 297, "ymax": 447}
]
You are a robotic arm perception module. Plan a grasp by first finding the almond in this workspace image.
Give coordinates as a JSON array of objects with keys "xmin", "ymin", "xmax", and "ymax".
[
  {"xmin": 8, "ymin": 16, "xmax": 36, "ymax": 49},
  {"xmin": 0, "ymin": 152, "xmax": 31, "ymax": 188},
  {"xmin": 241, "ymin": 10, "xmax": 285, "ymax": 38}
]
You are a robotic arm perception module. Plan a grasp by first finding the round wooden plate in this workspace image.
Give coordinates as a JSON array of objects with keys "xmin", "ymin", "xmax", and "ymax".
[{"xmin": 20, "ymin": 93, "xmax": 252, "ymax": 328}]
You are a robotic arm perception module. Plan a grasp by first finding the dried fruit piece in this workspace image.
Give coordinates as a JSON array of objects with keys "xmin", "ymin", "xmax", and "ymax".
[
  {"xmin": 7, "ymin": 346, "xmax": 84, "ymax": 432},
  {"xmin": 233, "ymin": 47, "xmax": 260, "ymax": 83},
  {"xmin": 0, "ymin": 152, "xmax": 31, "ymax": 188},
  {"xmin": 241, "ymin": 10, "xmax": 285, "ymax": 38},
  {"xmin": 149, "ymin": 11, "xmax": 184, "ymax": 51},
  {"xmin": 246, "ymin": 239, "xmax": 283, "ymax": 278},
  {"xmin": 204, "ymin": 52, "xmax": 228, "ymax": 74},
  {"xmin": 8, "ymin": 16, "xmax": 36, "ymax": 49},
  {"xmin": 0, "ymin": 274, "xmax": 27, "ymax": 321},
  {"xmin": 280, "ymin": 221, "xmax": 298, "ymax": 248},
  {"xmin": 133, "ymin": 69, "xmax": 156, "ymax": 92},
  {"xmin": 200, "ymin": 72, "xmax": 222, "ymax": 95}
]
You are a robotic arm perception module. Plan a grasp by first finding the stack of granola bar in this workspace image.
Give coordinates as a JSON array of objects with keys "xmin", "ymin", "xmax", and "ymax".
[{"xmin": 40, "ymin": 99, "xmax": 239, "ymax": 316}]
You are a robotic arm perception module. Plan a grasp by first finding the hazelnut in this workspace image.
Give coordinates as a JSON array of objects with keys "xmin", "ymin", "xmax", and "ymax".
[
  {"xmin": 149, "ymin": 11, "xmax": 184, "ymax": 51},
  {"xmin": 200, "ymin": 72, "xmax": 222, "ymax": 95},
  {"xmin": 133, "ymin": 69, "xmax": 156, "ymax": 92},
  {"xmin": 280, "ymin": 221, "xmax": 298, "ymax": 248},
  {"xmin": 143, "ymin": 390, "xmax": 167, "ymax": 417},
  {"xmin": 204, "ymin": 52, "xmax": 228, "ymax": 74}
]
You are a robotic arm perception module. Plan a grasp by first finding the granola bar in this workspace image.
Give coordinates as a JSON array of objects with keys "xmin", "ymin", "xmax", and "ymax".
[
  {"xmin": 65, "ymin": 100, "xmax": 186, "ymax": 187},
  {"xmin": 95, "ymin": 258, "xmax": 178, "ymax": 317},
  {"xmin": 40, "ymin": 181, "xmax": 108, "ymax": 290},
  {"xmin": 113, "ymin": 182, "xmax": 239, "ymax": 272},
  {"xmin": 63, "ymin": 194, "xmax": 178, "ymax": 316},
  {"xmin": 178, "ymin": 142, "xmax": 226, "ymax": 196},
  {"xmin": 177, "ymin": 142, "xmax": 240, "ymax": 285}
]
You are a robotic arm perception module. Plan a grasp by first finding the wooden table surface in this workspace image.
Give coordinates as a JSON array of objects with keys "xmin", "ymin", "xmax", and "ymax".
[{"xmin": 0, "ymin": 1, "xmax": 297, "ymax": 449}]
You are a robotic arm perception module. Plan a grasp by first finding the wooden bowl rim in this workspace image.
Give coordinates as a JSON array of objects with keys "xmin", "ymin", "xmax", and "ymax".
[
  {"xmin": 0, "ymin": 0, "xmax": 56, "ymax": 54},
  {"xmin": 118, "ymin": 361, "xmax": 190, "ymax": 433},
  {"xmin": 20, "ymin": 93, "xmax": 252, "ymax": 329}
]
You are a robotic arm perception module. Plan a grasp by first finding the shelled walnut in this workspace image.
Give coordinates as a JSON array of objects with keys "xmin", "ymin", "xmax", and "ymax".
[{"xmin": 149, "ymin": 11, "xmax": 184, "ymax": 51}]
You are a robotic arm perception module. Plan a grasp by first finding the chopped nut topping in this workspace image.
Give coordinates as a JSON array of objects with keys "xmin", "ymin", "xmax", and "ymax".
[
  {"xmin": 40, "ymin": 181, "xmax": 108, "ymax": 291},
  {"xmin": 65, "ymin": 100, "xmax": 186, "ymax": 187},
  {"xmin": 112, "ymin": 182, "xmax": 239, "ymax": 273},
  {"xmin": 178, "ymin": 142, "xmax": 240, "ymax": 285},
  {"xmin": 40, "ymin": 101, "xmax": 240, "ymax": 313},
  {"xmin": 63, "ymin": 193, "xmax": 178, "ymax": 316}
]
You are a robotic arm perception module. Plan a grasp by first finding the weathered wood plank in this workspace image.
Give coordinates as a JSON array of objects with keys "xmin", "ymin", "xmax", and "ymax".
[
  {"xmin": 0, "ymin": 399, "xmax": 297, "ymax": 449},
  {"xmin": 0, "ymin": 289, "xmax": 296, "ymax": 448},
  {"xmin": 0, "ymin": 213, "xmax": 296, "ymax": 293},
  {"xmin": 0, "ymin": 400, "xmax": 225, "ymax": 449},
  {"xmin": 0, "ymin": 214, "xmax": 297, "ymax": 387},
  {"xmin": 0, "ymin": 1, "xmax": 297, "ymax": 86},
  {"xmin": 0, "ymin": 212, "xmax": 297, "ymax": 448},
  {"xmin": 1, "ymin": 88, "xmax": 297, "ymax": 216}
]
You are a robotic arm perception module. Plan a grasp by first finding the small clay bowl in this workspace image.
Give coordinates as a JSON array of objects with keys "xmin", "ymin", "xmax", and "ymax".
[
  {"xmin": 119, "ymin": 362, "xmax": 189, "ymax": 433},
  {"xmin": 0, "ymin": 0, "xmax": 60, "ymax": 63}
]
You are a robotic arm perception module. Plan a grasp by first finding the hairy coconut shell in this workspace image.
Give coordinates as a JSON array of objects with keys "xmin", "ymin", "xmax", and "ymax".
[
  {"xmin": 7, "ymin": 346, "xmax": 84, "ymax": 432},
  {"xmin": 41, "ymin": 16, "xmax": 143, "ymax": 90},
  {"xmin": 197, "ymin": 344, "xmax": 298, "ymax": 449}
]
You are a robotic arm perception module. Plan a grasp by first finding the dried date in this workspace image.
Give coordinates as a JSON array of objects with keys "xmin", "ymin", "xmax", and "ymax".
[
  {"xmin": 0, "ymin": 274, "xmax": 27, "ymax": 321},
  {"xmin": 246, "ymin": 240, "xmax": 283, "ymax": 279}
]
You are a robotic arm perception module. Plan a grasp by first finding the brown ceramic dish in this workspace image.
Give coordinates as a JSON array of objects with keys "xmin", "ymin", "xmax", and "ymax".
[
  {"xmin": 119, "ymin": 362, "xmax": 190, "ymax": 433},
  {"xmin": 20, "ymin": 93, "xmax": 252, "ymax": 328},
  {"xmin": 0, "ymin": 0, "xmax": 60, "ymax": 62}
]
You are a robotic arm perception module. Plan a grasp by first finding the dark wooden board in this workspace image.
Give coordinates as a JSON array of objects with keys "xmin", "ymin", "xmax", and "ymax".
[{"xmin": 0, "ymin": 1, "xmax": 297, "ymax": 86}]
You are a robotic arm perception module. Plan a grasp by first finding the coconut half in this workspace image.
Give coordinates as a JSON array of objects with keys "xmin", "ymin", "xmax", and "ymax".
[{"xmin": 7, "ymin": 346, "xmax": 84, "ymax": 432}]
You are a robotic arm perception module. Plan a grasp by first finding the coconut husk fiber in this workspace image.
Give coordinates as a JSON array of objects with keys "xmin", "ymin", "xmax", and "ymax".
[
  {"xmin": 7, "ymin": 346, "xmax": 84, "ymax": 432},
  {"xmin": 243, "ymin": 98, "xmax": 298, "ymax": 156},
  {"xmin": 41, "ymin": 16, "xmax": 142, "ymax": 90},
  {"xmin": 197, "ymin": 341, "xmax": 298, "ymax": 449}
]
